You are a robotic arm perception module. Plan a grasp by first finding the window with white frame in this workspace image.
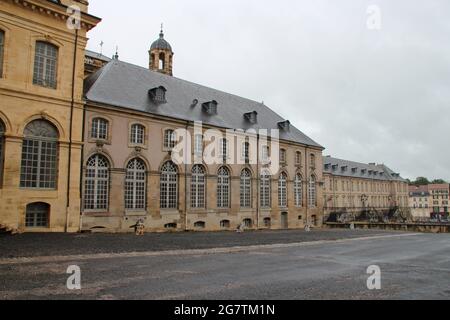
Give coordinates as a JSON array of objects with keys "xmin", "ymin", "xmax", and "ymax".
[
  {"xmin": 84, "ymin": 154, "xmax": 109, "ymax": 211},
  {"xmin": 219, "ymin": 138, "xmax": 228, "ymax": 159},
  {"xmin": 294, "ymin": 174, "xmax": 303, "ymax": 207},
  {"xmin": 130, "ymin": 124, "xmax": 145, "ymax": 145},
  {"xmin": 25, "ymin": 202, "xmax": 50, "ymax": 228},
  {"xmin": 241, "ymin": 141, "xmax": 250, "ymax": 163},
  {"xmin": 240, "ymin": 169, "xmax": 252, "ymax": 208},
  {"xmin": 191, "ymin": 165, "xmax": 205, "ymax": 208},
  {"xmin": 33, "ymin": 41, "xmax": 58, "ymax": 89},
  {"xmin": 0, "ymin": 120, "xmax": 4, "ymax": 186},
  {"xmin": 194, "ymin": 134, "xmax": 203, "ymax": 157},
  {"xmin": 0, "ymin": 30, "xmax": 4, "ymax": 78},
  {"xmin": 278, "ymin": 172, "xmax": 288, "ymax": 207},
  {"xmin": 125, "ymin": 158, "xmax": 147, "ymax": 210},
  {"xmin": 308, "ymin": 175, "xmax": 317, "ymax": 208},
  {"xmin": 160, "ymin": 161, "xmax": 178, "ymax": 209},
  {"xmin": 91, "ymin": 118, "xmax": 109, "ymax": 140},
  {"xmin": 217, "ymin": 167, "xmax": 230, "ymax": 208},
  {"xmin": 260, "ymin": 171, "xmax": 271, "ymax": 208},
  {"xmin": 164, "ymin": 129, "xmax": 176, "ymax": 150},
  {"xmin": 20, "ymin": 120, "xmax": 59, "ymax": 189}
]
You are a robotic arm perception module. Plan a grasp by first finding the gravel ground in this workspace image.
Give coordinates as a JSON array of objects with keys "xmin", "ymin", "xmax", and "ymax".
[{"xmin": 0, "ymin": 229, "xmax": 404, "ymax": 259}]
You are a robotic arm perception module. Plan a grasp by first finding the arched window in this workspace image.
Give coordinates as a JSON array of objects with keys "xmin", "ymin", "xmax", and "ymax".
[
  {"xmin": 0, "ymin": 120, "xmax": 4, "ymax": 186},
  {"xmin": 25, "ymin": 202, "xmax": 50, "ymax": 228},
  {"xmin": 20, "ymin": 120, "xmax": 59, "ymax": 189},
  {"xmin": 84, "ymin": 154, "xmax": 109, "ymax": 210},
  {"xmin": 0, "ymin": 30, "xmax": 4, "ymax": 78},
  {"xmin": 294, "ymin": 174, "xmax": 303, "ymax": 207},
  {"xmin": 217, "ymin": 167, "xmax": 230, "ymax": 208},
  {"xmin": 240, "ymin": 169, "xmax": 252, "ymax": 208},
  {"xmin": 33, "ymin": 41, "xmax": 58, "ymax": 88},
  {"xmin": 130, "ymin": 124, "xmax": 145, "ymax": 145},
  {"xmin": 164, "ymin": 129, "xmax": 176, "ymax": 150},
  {"xmin": 125, "ymin": 158, "xmax": 147, "ymax": 210},
  {"xmin": 159, "ymin": 52, "xmax": 165, "ymax": 70},
  {"xmin": 160, "ymin": 161, "xmax": 178, "ymax": 209},
  {"xmin": 308, "ymin": 175, "xmax": 317, "ymax": 208},
  {"xmin": 91, "ymin": 118, "xmax": 109, "ymax": 140},
  {"xmin": 278, "ymin": 172, "xmax": 288, "ymax": 207},
  {"xmin": 264, "ymin": 217, "xmax": 271, "ymax": 228},
  {"xmin": 191, "ymin": 165, "xmax": 205, "ymax": 208},
  {"xmin": 260, "ymin": 171, "xmax": 271, "ymax": 208}
]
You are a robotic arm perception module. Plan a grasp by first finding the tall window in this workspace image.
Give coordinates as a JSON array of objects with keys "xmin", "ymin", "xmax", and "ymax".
[
  {"xmin": 160, "ymin": 161, "xmax": 178, "ymax": 209},
  {"xmin": 310, "ymin": 154, "xmax": 316, "ymax": 168},
  {"xmin": 25, "ymin": 202, "xmax": 50, "ymax": 228},
  {"xmin": 240, "ymin": 169, "xmax": 252, "ymax": 208},
  {"xmin": 217, "ymin": 167, "xmax": 230, "ymax": 208},
  {"xmin": 261, "ymin": 145, "xmax": 270, "ymax": 163},
  {"xmin": 125, "ymin": 158, "xmax": 147, "ymax": 210},
  {"xmin": 164, "ymin": 129, "xmax": 176, "ymax": 150},
  {"xmin": 91, "ymin": 118, "xmax": 109, "ymax": 140},
  {"xmin": 20, "ymin": 120, "xmax": 58, "ymax": 189},
  {"xmin": 191, "ymin": 165, "xmax": 206, "ymax": 208},
  {"xmin": 294, "ymin": 174, "xmax": 303, "ymax": 207},
  {"xmin": 242, "ymin": 142, "xmax": 250, "ymax": 163},
  {"xmin": 296, "ymin": 152, "xmax": 302, "ymax": 166},
  {"xmin": 33, "ymin": 41, "xmax": 58, "ymax": 89},
  {"xmin": 308, "ymin": 175, "xmax": 317, "ymax": 208},
  {"xmin": 260, "ymin": 171, "xmax": 271, "ymax": 208},
  {"xmin": 219, "ymin": 138, "xmax": 228, "ymax": 159},
  {"xmin": 194, "ymin": 134, "xmax": 203, "ymax": 157},
  {"xmin": 278, "ymin": 172, "xmax": 288, "ymax": 207},
  {"xmin": 130, "ymin": 124, "xmax": 145, "ymax": 145},
  {"xmin": 0, "ymin": 120, "xmax": 4, "ymax": 186},
  {"xmin": 0, "ymin": 30, "xmax": 4, "ymax": 78},
  {"xmin": 280, "ymin": 149, "xmax": 287, "ymax": 164},
  {"xmin": 84, "ymin": 154, "xmax": 109, "ymax": 211}
]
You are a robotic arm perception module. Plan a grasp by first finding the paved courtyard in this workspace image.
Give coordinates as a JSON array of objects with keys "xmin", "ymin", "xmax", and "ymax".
[{"xmin": 0, "ymin": 229, "xmax": 449, "ymax": 300}]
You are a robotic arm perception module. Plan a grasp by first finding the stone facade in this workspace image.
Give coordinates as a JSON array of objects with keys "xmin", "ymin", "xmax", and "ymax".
[
  {"xmin": 409, "ymin": 184, "xmax": 449, "ymax": 220},
  {"xmin": 0, "ymin": 0, "xmax": 100, "ymax": 232},
  {"xmin": 81, "ymin": 106, "xmax": 324, "ymax": 232},
  {"xmin": 323, "ymin": 156, "xmax": 409, "ymax": 221}
]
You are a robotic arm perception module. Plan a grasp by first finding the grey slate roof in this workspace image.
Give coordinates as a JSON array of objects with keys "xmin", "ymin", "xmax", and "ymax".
[
  {"xmin": 323, "ymin": 156, "xmax": 407, "ymax": 182},
  {"xmin": 85, "ymin": 50, "xmax": 112, "ymax": 63},
  {"xmin": 84, "ymin": 60, "xmax": 323, "ymax": 149}
]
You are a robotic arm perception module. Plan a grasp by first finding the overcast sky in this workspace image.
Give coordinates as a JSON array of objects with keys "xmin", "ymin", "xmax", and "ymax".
[{"xmin": 86, "ymin": 0, "xmax": 450, "ymax": 181}]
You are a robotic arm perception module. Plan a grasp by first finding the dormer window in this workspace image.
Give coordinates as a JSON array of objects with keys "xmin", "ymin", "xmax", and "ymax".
[
  {"xmin": 278, "ymin": 120, "xmax": 291, "ymax": 131},
  {"xmin": 202, "ymin": 100, "xmax": 218, "ymax": 115},
  {"xmin": 244, "ymin": 111, "xmax": 258, "ymax": 124},
  {"xmin": 332, "ymin": 164, "xmax": 338, "ymax": 171},
  {"xmin": 341, "ymin": 166, "xmax": 348, "ymax": 172},
  {"xmin": 149, "ymin": 86, "xmax": 167, "ymax": 104},
  {"xmin": 351, "ymin": 167, "xmax": 358, "ymax": 173},
  {"xmin": 361, "ymin": 169, "xmax": 367, "ymax": 175},
  {"xmin": 324, "ymin": 164, "xmax": 331, "ymax": 170}
]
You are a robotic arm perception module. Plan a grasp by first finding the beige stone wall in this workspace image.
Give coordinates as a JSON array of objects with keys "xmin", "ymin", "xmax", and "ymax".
[
  {"xmin": 323, "ymin": 173, "xmax": 409, "ymax": 218},
  {"xmin": 0, "ymin": 0, "xmax": 99, "ymax": 232},
  {"xmin": 82, "ymin": 106, "xmax": 325, "ymax": 232}
]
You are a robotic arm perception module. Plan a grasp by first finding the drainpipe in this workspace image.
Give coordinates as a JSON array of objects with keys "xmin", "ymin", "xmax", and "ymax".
[
  {"xmin": 305, "ymin": 147, "xmax": 308, "ymax": 228},
  {"xmin": 256, "ymin": 133, "xmax": 260, "ymax": 229},
  {"xmin": 65, "ymin": 28, "xmax": 79, "ymax": 233},
  {"xmin": 184, "ymin": 121, "xmax": 189, "ymax": 231}
]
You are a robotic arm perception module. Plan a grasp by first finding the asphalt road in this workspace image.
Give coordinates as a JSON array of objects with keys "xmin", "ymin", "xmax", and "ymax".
[{"xmin": 0, "ymin": 230, "xmax": 449, "ymax": 300}]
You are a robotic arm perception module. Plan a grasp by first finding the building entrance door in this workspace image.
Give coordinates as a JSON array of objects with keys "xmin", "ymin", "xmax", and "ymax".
[{"xmin": 281, "ymin": 212, "xmax": 289, "ymax": 229}]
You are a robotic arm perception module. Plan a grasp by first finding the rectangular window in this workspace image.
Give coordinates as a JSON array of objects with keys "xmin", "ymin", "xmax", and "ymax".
[
  {"xmin": 194, "ymin": 134, "xmax": 203, "ymax": 157},
  {"xmin": 33, "ymin": 42, "xmax": 58, "ymax": 89}
]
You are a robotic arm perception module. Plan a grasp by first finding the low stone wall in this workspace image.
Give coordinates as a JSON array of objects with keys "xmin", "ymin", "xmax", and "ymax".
[{"xmin": 326, "ymin": 222, "xmax": 450, "ymax": 233}]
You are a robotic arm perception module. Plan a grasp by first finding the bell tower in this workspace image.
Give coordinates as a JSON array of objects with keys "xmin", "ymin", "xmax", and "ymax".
[{"xmin": 149, "ymin": 26, "xmax": 174, "ymax": 76}]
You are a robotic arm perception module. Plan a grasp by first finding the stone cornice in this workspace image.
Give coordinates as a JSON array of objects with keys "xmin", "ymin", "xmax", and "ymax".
[{"xmin": 7, "ymin": 0, "xmax": 101, "ymax": 31}]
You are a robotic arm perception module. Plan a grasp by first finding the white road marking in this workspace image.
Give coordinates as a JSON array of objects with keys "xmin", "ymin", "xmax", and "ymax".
[{"xmin": 0, "ymin": 233, "xmax": 422, "ymax": 266}]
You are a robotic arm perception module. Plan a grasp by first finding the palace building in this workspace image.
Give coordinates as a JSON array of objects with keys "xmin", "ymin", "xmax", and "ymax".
[
  {"xmin": 323, "ymin": 156, "xmax": 409, "ymax": 219},
  {"xmin": 0, "ymin": 0, "xmax": 100, "ymax": 233},
  {"xmin": 0, "ymin": 1, "xmax": 409, "ymax": 233}
]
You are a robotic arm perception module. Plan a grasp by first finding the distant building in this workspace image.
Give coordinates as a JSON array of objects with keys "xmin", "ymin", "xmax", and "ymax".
[
  {"xmin": 323, "ymin": 156, "xmax": 409, "ymax": 219},
  {"xmin": 408, "ymin": 185, "xmax": 431, "ymax": 219},
  {"xmin": 84, "ymin": 50, "xmax": 111, "ymax": 77}
]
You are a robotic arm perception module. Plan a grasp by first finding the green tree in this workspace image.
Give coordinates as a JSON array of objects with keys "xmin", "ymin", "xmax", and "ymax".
[{"xmin": 413, "ymin": 177, "xmax": 430, "ymax": 186}]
